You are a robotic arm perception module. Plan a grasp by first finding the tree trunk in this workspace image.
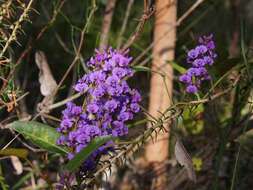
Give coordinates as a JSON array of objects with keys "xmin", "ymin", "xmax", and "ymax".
[{"xmin": 144, "ymin": 0, "xmax": 177, "ymax": 189}]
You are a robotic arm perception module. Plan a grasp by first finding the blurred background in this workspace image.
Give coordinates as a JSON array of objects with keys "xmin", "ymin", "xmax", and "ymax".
[{"xmin": 1, "ymin": 0, "xmax": 253, "ymax": 189}]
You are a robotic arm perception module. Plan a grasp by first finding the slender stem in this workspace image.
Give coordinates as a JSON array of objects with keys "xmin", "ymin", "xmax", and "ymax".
[
  {"xmin": 0, "ymin": 0, "xmax": 34, "ymax": 58},
  {"xmin": 48, "ymin": 92, "xmax": 83, "ymax": 110},
  {"xmin": 117, "ymin": 0, "xmax": 134, "ymax": 48}
]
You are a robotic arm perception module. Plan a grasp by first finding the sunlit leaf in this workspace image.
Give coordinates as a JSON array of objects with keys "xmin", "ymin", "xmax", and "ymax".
[
  {"xmin": 10, "ymin": 121, "xmax": 68, "ymax": 155},
  {"xmin": 0, "ymin": 148, "xmax": 28, "ymax": 159}
]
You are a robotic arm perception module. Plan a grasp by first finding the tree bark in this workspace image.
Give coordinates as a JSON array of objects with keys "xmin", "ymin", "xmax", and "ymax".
[
  {"xmin": 99, "ymin": 0, "xmax": 117, "ymax": 51},
  {"xmin": 144, "ymin": 0, "xmax": 177, "ymax": 189}
]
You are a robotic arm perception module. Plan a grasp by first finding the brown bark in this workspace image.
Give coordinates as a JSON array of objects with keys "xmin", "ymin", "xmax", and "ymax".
[
  {"xmin": 99, "ymin": 0, "xmax": 117, "ymax": 51},
  {"xmin": 144, "ymin": 0, "xmax": 177, "ymax": 189}
]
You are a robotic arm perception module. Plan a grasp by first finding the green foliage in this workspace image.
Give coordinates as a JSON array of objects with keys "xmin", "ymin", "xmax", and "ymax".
[
  {"xmin": 10, "ymin": 121, "xmax": 68, "ymax": 155},
  {"xmin": 12, "ymin": 172, "xmax": 33, "ymax": 190},
  {"xmin": 132, "ymin": 65, "xmax": 151, "ymax": 72},
  {"xmin": 183, "ymin": 105, "xmax": 204, "ymax": 135},
  {"xmin": 64, "ymin": 135, "xmax": 112, "ymax": 172},
  {"xmin": 0, "ymin": 165, "xmax": 9, "ymax": 190}
]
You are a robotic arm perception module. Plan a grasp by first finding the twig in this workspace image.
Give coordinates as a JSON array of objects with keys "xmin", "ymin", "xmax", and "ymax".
[
  {"xmin": 121, "ymin": 0, "xmax": 154, "ymax": 51},
  {"xmin": 84, "ymin": 107, "xmax": 182, "ymax": 186},
  {"xmin": 0, "ymin": 0, "xmax": 34, "ymax": 59},
  {"xmin": 48, "ymin": 92, "xmax": 83, "ymax": 110},
  {"xmin": 33, "ymin": 91, "xmax": 84, "ymax": 120},
  {"xmin": 0, "ymin": 0, "xmax": 66, "ymax": 94},
  {"xmin": 116, "ymin": 0, "xmax": 134, "ymax": 48},
  {"xmin": 1, "ymin": 134, "xmax": 20, "ymax": 150},
  {"xmin": 132, "ymin": 0, "xmax": 206, "ymax": 66},
  {"xmin": 0, "ymin": 92, "xmax": 29, "ymax": 110},
  {"xmin": 51, "ymin": 0, "xmax": 97, "ymax": 98}
]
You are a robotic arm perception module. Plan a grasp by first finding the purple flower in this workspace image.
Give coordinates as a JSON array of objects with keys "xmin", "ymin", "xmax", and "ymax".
[
  {"xmin": 121, "ymin": 81, "xmax": 130, "ymax": 93},
  {"xmin": 89, "ymin": 71, "xmax": 106, "ymax": 83},
  {"xmin": 179, "ymin": 74, "xmax": 191, "ymax": 83},
  {"xmin": 203, "ymin": 56, "xmax": 214, "ymax": 65},
  {"xmin": 130, "ymin": 103, "xmax": 140, "ymax": 113},
  {"xmin": 76, "ymin": 144, "xmax": 85, "ymax": 153},
  {"xmin": 67, "ymin": 153, "xmax": 74, "ymax": 160},
  {"xmin": 87, "ymin": 103, "xmax": 99, "ymax": 113},
  {"xmin": 118, "ymin": 111, "xmax": 133, "ymax": 121},
  {"xmin": 57, "ymin": 47, "xmax": 141, "ymax": 173},
  {"xmin": 180, "ymin": 34, "xmax": 217, "ymax": 94},
  {"xmin": 71, "ymin": 106, "xmax": 82, "ymax": 115},
  {"xmin": 106, "ymin": 75, "xmax": 120, "ymax": 87},
  {"xmin": 195, "ymin": 45, "xmax": 208, "ymax": 54},
  {"xmin": 60, "ymin": 119, "xmax": 73, "ymax": 130},
  {"xmin": 57, "ymin": 135, "xmax": 66, "ymax": 145},
  {"xmin": 186, "ymin": 85, "xmax": 198, "ymax": 93},
  {"xmin": 112, "ymin": 67, "xmax": 127, "ymax": 78},
  {"xmin": 112, "ymin": 53, "xmax": 131, "ymax": 67},
  {"xmin": 187, "ymin": 49, "xmax": 198, "ymax": 59},
  {"xmin": 105, "ymin": 99, "xmax": 118, "ymax": 112},
  {"xmin": 103, "ymin": 60, "xmax": 115, "ymax": 71},
  {"xmin": 192, "ymin": 58, "xmax": 205, "ymax": 67},
  {"xmin": 207, "ymin": 41, "xmax": 215, "ymax": 49},
  {"xmin": 74, "ymin": 82, "xmax": 88, "ymax": 92},
  {"xmin": 92, "ymin": 85, "xmax": 105, "ymax": 98},
  {"xmin": 131, "ymin": 89, "xmax": 141, "ymax": 102}
]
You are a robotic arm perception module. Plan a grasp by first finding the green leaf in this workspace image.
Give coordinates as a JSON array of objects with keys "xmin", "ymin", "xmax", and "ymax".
[
  {"xmin": 64, "ymin": 136, "xmax": 112, "ymax": 172},
  {"xmin": 236, "ymin": 129, "xmax": 253, "ymax": 154},
  {"xmin": 132, "ymin": 66, "xmax": 165, "ymax": 76},
  {"xmin": 10, "ymin": 121, "xmax": 68, "ymax": 155},
  {"xmin": 132, "ymin": 66, "xmax": 151, "ymax": 72},
  {"xmin": 171, "ymin": 62, "xmax": 187, "ymax": 74}
]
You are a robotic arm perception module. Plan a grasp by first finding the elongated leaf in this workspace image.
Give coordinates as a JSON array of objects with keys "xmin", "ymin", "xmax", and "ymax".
[
  {"xmin": 0, "ymin": 148, "xmax": 28, "ymax": 159},
  {"xmin": 175, "ymin": 139, "xmax": 196, "ymax": 183},
  {"xmin": 10, "ymin": 121, "xmax": 68, "ymax": 155},
  {"xmin": 12, "ymin": 172, "xmax": 32, "ymax": 190},
  {"xmin": 132, "ymin": 66, "xmax": 151, "ymax": 72},
  {"xmin": 64, "ymin": 136, "xmax": 112, "ymax": 172},
  {"xmin": 132, "ymin": 66, "xmax": 164, "ymax": 76},
  {"xmin": 171, "ymin": 62, "xmax": 187, "ymax": 74}
]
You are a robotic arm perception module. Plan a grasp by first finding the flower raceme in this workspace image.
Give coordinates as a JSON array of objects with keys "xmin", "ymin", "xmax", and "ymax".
[
  {"xmin": 179, "ymin": 34, "xmax": 217, "ymax": 93},
  {"xmin": 57, "ymin": 48, "xmax": 141, "ymax": 171}
]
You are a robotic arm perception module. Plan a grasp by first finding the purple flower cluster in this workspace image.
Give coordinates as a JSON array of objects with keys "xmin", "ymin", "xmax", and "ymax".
[
  {"xmin": 57, "ymin": 48, "xmax": 141, "ymax": 171},
  {"xmin": 179, "ymin": 34, "xmax": 217, "ymax": 93}
]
